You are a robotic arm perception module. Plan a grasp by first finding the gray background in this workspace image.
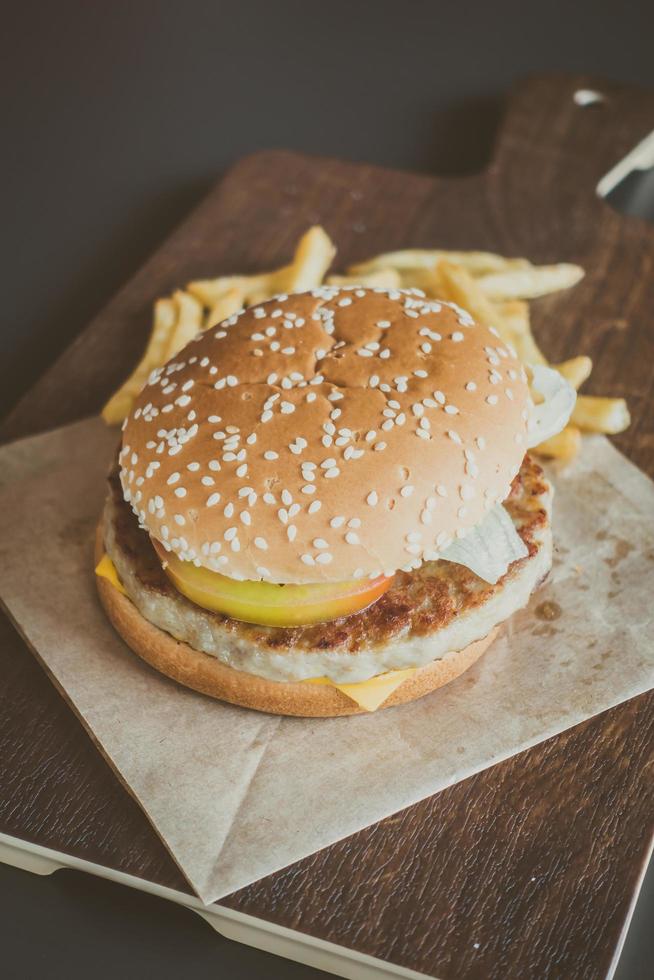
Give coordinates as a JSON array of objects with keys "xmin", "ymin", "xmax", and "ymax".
[{"xmin": 1, "ymin": 1, "xmax": 652, "ymax": 977}]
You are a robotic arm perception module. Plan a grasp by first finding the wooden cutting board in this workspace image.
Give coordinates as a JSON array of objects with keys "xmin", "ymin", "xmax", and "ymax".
[{"xmin": 1, "ymin": 74, "xmax": 653, "ymax": 980}]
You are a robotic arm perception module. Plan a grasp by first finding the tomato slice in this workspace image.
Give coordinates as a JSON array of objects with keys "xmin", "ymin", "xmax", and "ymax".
[{"xmin": 151, "ymin": 538, "xmax": 393, "ymax": 626}]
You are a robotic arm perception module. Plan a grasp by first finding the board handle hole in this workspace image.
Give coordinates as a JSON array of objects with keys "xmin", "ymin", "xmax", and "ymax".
[{"xmin": 574, "ymin": 89, "xmax": 606, "ymax": 108}]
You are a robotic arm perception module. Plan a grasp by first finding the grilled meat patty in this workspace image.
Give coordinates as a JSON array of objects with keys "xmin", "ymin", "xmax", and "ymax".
[{"xmin": 102, "ymin": 454, "xmax": 552, "ymax": 683}]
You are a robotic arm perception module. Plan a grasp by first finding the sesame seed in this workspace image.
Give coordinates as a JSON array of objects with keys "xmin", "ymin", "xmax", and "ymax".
[
  {"xmin": 167, "ymin": 472, "xmax": 180, "ymax": 485},
  {"xmin": 287, "ymin": 525, "xmax": 297, "ymax": 542},
  {"xmin": 313, "ymin": 538, "xmax": 328, "ymax": 549},
  {"xmin": 400, "ymin": 485, "xmax": 415, "ymax": 497},
  {"xmin": 174, "ymin": 487, "xmax": 187, "ymax": 498},
  {"xmin": 254, "ymin": 537, "xmax": 268, "ymax": 550},
  {"xmin": 444, "ymin": 404, "xmax": 459, "ymax": 415},
  {"xmin": 207, "ymin": 493, "xmax": 221, "ymax": 507},
  {"xmin": 330, "ymin": 516, "xmax": 345, "ymax": 528},
  {"xmin": 302, "ymin": 484, "xmax": 316, "ymax": 494},
  {"xmin": 345, "ymin": 531, "xmax": 360, "ymax": 545},
  {"xmin": 373, "ymin": 442, "xmax": 387, "ymax": 451},
  {"xmin": 240, "ymin": 511, "xmax": 251, "ymax": 525},
  {"xmin": 264, "ymin": 450, "xmax": 279, "ymax": 460},
  {"xmin": 301, "ymin": 554, "xmax": 315, "ymax": 566},
  {"xmin": 447, "ymin": 430, "xmax": 462, "ymax": 444},
  {"xmin": 174, "ymin": 514, "xmax": 186, "ymax": 526},
  {"xmin": 451, "ymin": 332, "xmax": 464, "ymax": 342},
  {"xmin": 366, "ymin": 491, "xmax": 378, "ymax": 506},
  {"xmin": 486, "ymin": 395, "xmax": 499, "ymax": 405},
  {"xmin": 224, "ymin": 502, "xmax": 234, "ymax": 518}
]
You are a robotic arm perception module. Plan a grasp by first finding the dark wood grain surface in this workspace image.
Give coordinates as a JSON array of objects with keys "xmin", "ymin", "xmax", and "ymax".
[{"xmin": 1, "ymin": 75, "xmax": 653, "ymax": 980}]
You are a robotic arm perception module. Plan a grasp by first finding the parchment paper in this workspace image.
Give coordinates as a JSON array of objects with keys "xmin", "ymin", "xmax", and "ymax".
[{"xmin": 0, "ymin": 416, "xmax": 652, "ymax": 905}]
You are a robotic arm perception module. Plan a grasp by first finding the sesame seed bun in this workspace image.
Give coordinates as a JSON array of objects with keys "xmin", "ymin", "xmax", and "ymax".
[
  {"xmin": 120, "ymin": 287, "xmax": 530, "ymax": 585},
  {"xmin": 96, "ymin": 522, "xmax": 498, "ymax": 715}
]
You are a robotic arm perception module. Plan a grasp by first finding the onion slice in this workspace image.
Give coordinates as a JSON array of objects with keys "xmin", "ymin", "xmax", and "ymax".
[
  {"xmin": 526, "ymin": 364, "xmax": 577, "ymax": 448},
  {"xmin": 440, "ymin": 504, "xmax": 528, "ymax": 584}
]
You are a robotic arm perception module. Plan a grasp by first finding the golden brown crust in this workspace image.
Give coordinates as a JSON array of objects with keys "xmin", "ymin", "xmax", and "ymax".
[
  {"xmin": 95, "ymin": 525, "xmax": 498, "ymax": 717},
  {"xmin": 119, "ymin": 288, "xmax": 530, "ymax": 584}
]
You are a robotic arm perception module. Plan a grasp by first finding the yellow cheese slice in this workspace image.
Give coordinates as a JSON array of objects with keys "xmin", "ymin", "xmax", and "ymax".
[
  {"xmin": 94, "ymin": 553, "xmax": 414, "ymax": 710},
  {"xmin": 305, "ymin": 666, "xmax": 417, "ymax": 712},
  {"xmin": 95, "ymin": 553, "xmax": 127, "ymax": 596}
]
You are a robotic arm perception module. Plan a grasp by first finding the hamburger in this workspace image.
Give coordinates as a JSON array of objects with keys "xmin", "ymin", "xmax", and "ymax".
[{"xmin": 96, "ymin": 286, "xmax": 574, "ymax": 715}]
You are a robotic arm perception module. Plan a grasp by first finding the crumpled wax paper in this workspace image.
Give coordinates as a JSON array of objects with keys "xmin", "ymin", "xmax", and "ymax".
[{"xmin": 0, "ymin": 416, "xmax": 652, "ymax": 904}]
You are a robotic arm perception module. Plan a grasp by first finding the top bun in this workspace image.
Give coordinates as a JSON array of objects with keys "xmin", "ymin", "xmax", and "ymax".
[{"xmin": 120, "ymin": 287, "xmax": 530, "ymax": 584}]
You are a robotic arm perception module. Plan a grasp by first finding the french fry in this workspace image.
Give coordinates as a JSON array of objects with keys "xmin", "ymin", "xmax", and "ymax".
[
  {"xmin": 552, "ymin": 355, "xmax": 593, "ymax": 390},
  {"xmin": 571, "ymin": 396, "xmax": 631, "ymax": 434},
  {"xmin": 497, "ymin": 300, "xmax": 548, "ymax": 365},
  {"xmin": 282, "ymin": 225, "xmax": 336, "ymax": 292},
  {"xmin": 326, "ymin": 268, "xmax": 401, "ymax": 289},
  {"xmin": 188, "ymin": 273, "xmax": 270, "ymax": 307},
  {"xmin": 396, "ymin": 266, "xmax": 444, "ymax": 298},
  {"xmin": 204, "ymin": 286, "xmax": 245, "ymax": 329},
  {"xmin": 535, "ymin": 426, "xmax": 582, "ymax": 460},
  {"xmin": 166, "ymin": 290, "xmax": 203, "ymax": 358},
  {"xmin": 349, "ymin": 249, "xmax": 530, "ymax": 277},
  {"xmin": 430, "ymin": 261, "xmax": 513, "ymax": 338},
  {"xmin": 101, "ymin": 297, "xmax": 177, "ymax": 425},
  {"xmin": 476, "ymin": 263, "xmax": 584, "ymax": 300}
]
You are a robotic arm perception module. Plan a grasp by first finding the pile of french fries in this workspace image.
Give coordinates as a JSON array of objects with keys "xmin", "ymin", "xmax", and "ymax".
[{"xmin": 102, "ymin": 226, "xmax": 630, "ymax": 460}]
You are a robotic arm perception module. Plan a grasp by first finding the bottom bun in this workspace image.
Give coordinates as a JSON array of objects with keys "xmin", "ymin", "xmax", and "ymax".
[{"xmin": 95, "ymin": 527, "xmax": 498, "ymax": 717}]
